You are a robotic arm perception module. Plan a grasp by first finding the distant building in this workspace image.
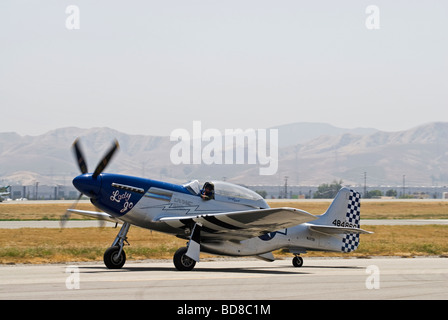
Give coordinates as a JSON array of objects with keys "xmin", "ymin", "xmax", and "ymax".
[{"xmin": 8, "ymin": 184, "xmax": 79, "ymax": 200}]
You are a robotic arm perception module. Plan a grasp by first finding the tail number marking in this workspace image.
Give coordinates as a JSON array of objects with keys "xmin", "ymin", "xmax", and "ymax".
[{"xmin": 332, "ymin": 219, "xmax": 356, "ymax": 228}]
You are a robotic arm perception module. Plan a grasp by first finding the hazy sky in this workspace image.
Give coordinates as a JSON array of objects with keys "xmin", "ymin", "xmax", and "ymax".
[{"xmin": 1, "ymin": 1, "xmax": 447, "ymax": 136}]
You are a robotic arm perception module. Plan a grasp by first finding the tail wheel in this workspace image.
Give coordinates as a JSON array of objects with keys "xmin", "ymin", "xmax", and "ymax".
[
  {"xmin": 104, "ymin": 246, "xmax": 126, "ymax": 269},
  {"xmin": 292, "ymin": 256, "xmax": 303, "ymax": 267},
  {"xmin": 173, "ymin": 247, "xmax": 196, "ymax": 271}
]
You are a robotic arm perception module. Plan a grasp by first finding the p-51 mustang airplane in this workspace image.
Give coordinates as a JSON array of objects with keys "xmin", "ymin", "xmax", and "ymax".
[{"xmin": 63, "ymin": 139, "xmax": 372, "ymax": 271}]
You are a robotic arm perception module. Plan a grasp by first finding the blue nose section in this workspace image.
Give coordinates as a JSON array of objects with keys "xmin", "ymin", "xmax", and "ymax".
[{"xmin": 73, "ymin": 174, "xmax": 102, "ymax": 198}]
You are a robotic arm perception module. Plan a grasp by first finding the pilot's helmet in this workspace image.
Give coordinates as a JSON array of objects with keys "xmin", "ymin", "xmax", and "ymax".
[{"xmin": 203, "ymin": 182, "xmax": 214, "ymax": 190}]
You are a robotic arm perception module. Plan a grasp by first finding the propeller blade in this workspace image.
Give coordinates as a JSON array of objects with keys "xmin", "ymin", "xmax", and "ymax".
[
  {"xmin": 72, "ymin": 138, "xmax": 88, "ymax": 174},
  {"xmin": 92, "ymin": 139, "xmax": 119, "ymax": 178},
  {"xmin": 60, "ymin": 193, "xmax": 83, "ymax": 228}
]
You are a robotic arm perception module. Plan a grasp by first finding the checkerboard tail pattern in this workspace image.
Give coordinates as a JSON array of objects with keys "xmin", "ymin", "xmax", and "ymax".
[{"xmin": 341, "ymin": 190, "xmax": 361, "ymax": 253}]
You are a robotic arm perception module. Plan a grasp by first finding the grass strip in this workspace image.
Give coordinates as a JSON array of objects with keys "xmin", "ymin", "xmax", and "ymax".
[
  {"xmin": 2, "ymin": 200, "xmax": 448, "ymax": 220},
  {"xmin": 1, "ymin": 225, "xmax": 447, "ymax": 264}
]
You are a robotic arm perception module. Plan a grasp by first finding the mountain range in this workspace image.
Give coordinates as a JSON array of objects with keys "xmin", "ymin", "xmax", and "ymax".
[{"xmin": 1, "ymin": 122, "xmax": 447, "ymax": 187}]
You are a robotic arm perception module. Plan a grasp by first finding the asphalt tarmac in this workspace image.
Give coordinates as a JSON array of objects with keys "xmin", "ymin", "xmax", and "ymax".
[{"xmin": 1, "ymin": 257, "xmax": 447, "ymax": 300}]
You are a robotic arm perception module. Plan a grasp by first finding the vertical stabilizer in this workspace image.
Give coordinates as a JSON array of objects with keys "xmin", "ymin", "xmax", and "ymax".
[
  {"xmin": 316, "ymin": 188, "xmax": 360, "ymax": 225},
  {"xmin": 313, "ymin": 187, "xmax": 363, "ymax": 252}
]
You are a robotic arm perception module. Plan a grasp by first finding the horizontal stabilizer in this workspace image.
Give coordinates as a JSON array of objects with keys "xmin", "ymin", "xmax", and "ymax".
[{"xmin": 309, "ymin": 225, "xmax": 373, "ymax": 235}]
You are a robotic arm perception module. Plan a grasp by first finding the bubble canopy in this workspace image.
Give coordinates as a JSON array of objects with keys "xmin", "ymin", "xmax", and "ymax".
[{"xmin": 183, "ymin": 180, "xmax": 269, "ymax": 209}]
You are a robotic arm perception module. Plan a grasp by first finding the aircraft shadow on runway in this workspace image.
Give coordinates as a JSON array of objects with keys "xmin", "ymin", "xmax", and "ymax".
[
  {"xmin": 77, "ymin": 263, "xmax": 362, "ymax": 275},
  {"xmin": 78, "ymin": 266, "xmax": 306, "ymax": 275}
]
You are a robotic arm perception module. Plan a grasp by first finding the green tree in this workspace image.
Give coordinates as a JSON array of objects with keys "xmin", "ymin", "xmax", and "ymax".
[
  {"xmin": 255, "ymin": 190, "xmax": 267, "ymax": 199},
  {"xmin": 313, "ymin": 180, "xmax": 343, "ymax": 199},
  {"xmin": 365, "ymin": 190, "xmax": 383, "ymax": 199},
  {"xmin": 385, "ymin": 189, "xmax": 397, "ymax": 197}
]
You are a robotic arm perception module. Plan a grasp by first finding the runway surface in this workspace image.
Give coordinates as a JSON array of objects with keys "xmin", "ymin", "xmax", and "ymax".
[{"xmin": 1, "ymin": 257, "xmax": 447, "ymax": 300}]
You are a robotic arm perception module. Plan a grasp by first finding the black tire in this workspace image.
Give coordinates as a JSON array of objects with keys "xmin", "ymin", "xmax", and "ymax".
[
  {"xmin": 173, "ymin": 247, "xmax": 196, "ymax": 271},
  {"xmin": 104, "ymin": 246, "xmax": 126, "ymax": 269},
  {"xmin": 292, "ymin": 256, "xmax": 303, "ymax": 267}
]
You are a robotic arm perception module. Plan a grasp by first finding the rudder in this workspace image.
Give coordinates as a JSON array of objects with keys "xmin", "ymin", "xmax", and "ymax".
[{"xmin": 345, "ymin": 189, "xmax": 361, "ymax": 228}]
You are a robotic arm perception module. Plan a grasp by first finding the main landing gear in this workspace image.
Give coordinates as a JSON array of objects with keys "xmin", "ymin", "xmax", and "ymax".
[
  {"xmin": 292, "ymin": 254, "xmax": 303, "ymax": 267},
  {"xmin": 173, "ymin": 223, "xmax": 202, "ymax": 271},
  {"xmin": 102, "ymin": 221, "xmax": 200, "ymax": 271},
  {"xmin": 103, "ymin": 222, "xmax": 130, "ymax": 269}
]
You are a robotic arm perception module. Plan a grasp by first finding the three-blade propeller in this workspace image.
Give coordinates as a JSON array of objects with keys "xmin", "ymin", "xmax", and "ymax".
[
  {"xmin": 60, "ymin": 138, "xmax": 119, "ymax": 227},
  {"xmin": 72, "ymin": 138, "xmax": 119, "ymax": 178}
]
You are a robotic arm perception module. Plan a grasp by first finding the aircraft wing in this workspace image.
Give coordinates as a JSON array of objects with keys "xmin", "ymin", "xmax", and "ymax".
[
  {"xmin": 66, "ymin": 209, "xmax": 121, "ymax": 223},
  {"xmin": 156, "ymin": 207, "xmax": 318, "ymax": 241}
]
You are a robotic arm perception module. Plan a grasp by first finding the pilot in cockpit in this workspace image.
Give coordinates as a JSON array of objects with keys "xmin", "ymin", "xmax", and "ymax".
[{"xmin": 200, "ymin": 182, "xmax": 214, "ymax": 200}]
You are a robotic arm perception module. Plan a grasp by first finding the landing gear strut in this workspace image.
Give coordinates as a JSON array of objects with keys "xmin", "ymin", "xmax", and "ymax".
[
  {"xmin": 104, "ymin": 222, "xmax": 130, "ymax": 269},
  {"xmin": 292, "ymin": 254, "xmax": 303, "ymax": 267}
]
